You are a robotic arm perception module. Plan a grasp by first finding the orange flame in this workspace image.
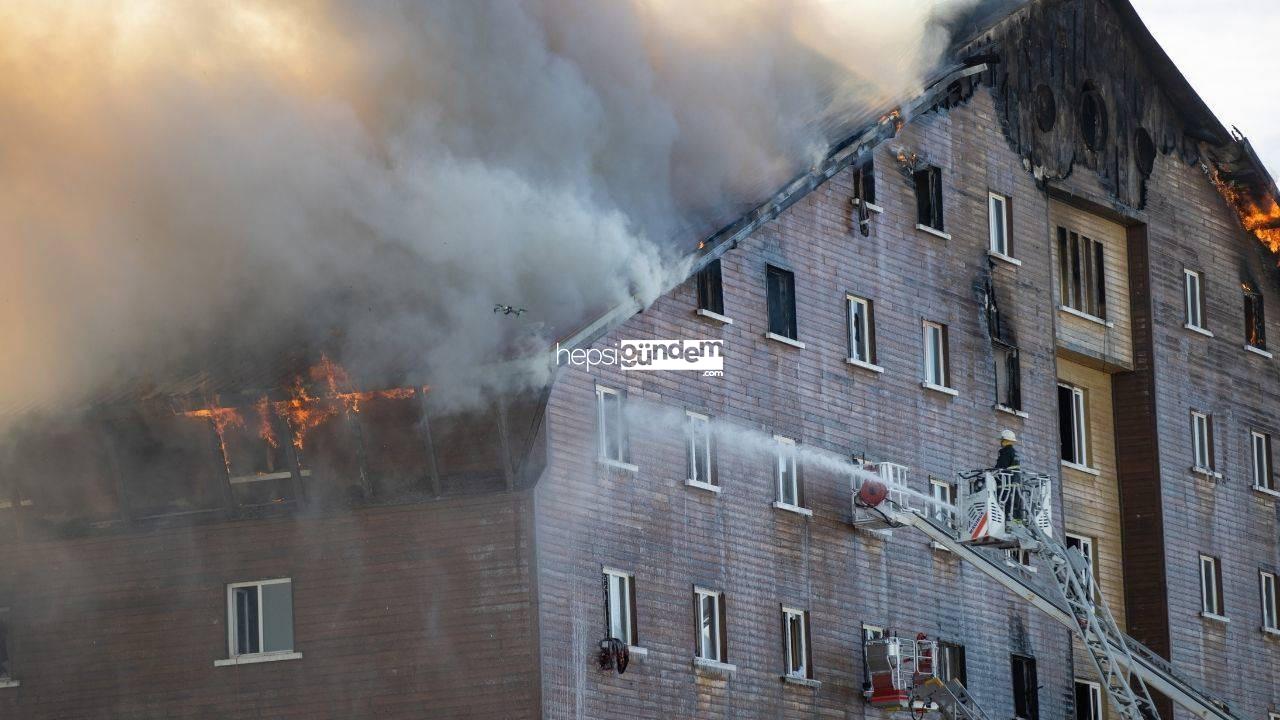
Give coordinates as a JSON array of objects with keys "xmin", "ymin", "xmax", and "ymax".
[
  {"xmin": 183, "ymin": 403, "xmax": 245, "ymax": 473},
  {"xmin": 255, "ymin": 396, "xmax": 278, "ymax": 449},
  {"xmin": 279, "ymin": 376, "xmax": 337, "ymax": 450},
  {"xmin": 1213, "ymin": 170, "xmax": 1280, "ymax": 254}
]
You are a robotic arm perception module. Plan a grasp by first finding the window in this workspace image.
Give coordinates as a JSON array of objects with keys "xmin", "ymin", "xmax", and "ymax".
[
  {"xmin": 923, "ymin": 321, "xmax": 951, "ymax": 389},
  {"xmin": 914, "ymin": 166, "xmax": 944, "ymax": 232},
  {"xmin": 930, "ymin": 477, "xmax": 956, "ymax": 524},
  {"xmin": 1011, "ymin": 655, "xmax": 1039, "ymax": 720},
  {"xmin": 861, "ymin": 624, "xmax": 884, "ymax": 690},
  {"xmin": 1191, "ymin": 411, "xmax": 1214, "ymax": 472},
  {"xmin": 1057, "ymin": 227, "xmax": 1107, "ymax": 319},
  {"xmin": 687, "ymin": 411, "xmax": 715, "ymax": 487},
  {"xmin": 937, "ymin": 642, "xmax": 966, "ymax": 685},
  {"xmin": 1074, "ymin": 680, "xmax": 1102, "ymax": 720},
  {"xmin": 1065, "ymin": 533, "xmax": 1095, "ymax": 580},
  {"xmin": 1006, "ymin": 548, "xmax": 1033, "ymax": 567},
  {"xmin": 995, "ymin": 342, "xmax": 1022, "ymax": 411},
  {"xmin": 1200, "ymin": 555, "xmax": 1224, "ymax": 617},
  {"xmin": 774, "ymin": 436, "xmax": 801, "ymax": 508},
  {"xmin": 782, "ymin": 607, "xmax": 811, "ymax": 679},
  {"xmin": 1058, "ymin": 384, "xmax": 1089, "ymax": 467},
  {"xmin": 766, "ymin": 265, "xmax": 798, "ymax": 341},
  {"xmin": 0, "ymin": 607, "xmax": 10, "ymax": 681},
  {"xmin": 1244, "ymin": 281, "xmax": 1266, "ymax": 350},
  {"xmin": 1184, "ymin": 269, "xmax": 1207, "ymax": 331},
  {"xmin": 854, "ymin": 159, "xmax": 876, "ymax": 206},
  {"xmin": 989, "ymin": 193, "xmax": 1012, "ymax": 256},
  {"xmin": 695, "ymin": 588, "xmax": 727, "ymax": 663},
  {"xmin": 596, "ymin": 386, "xmax": 629, "ymax": 465},
  {"xmin": 696, "ymin": 259, "xmax": 724, "ymax": 316},
  {"xmin": 1251, "ymin": 430, "xmax": 1273, "ymax": 490},
  {"xmin": 226, "ymin": 578, "xmax": 295, "ymax": 660},
  {"xmin": 604, "ymin": 569, "xmax": 637, "ymax": 646},
  {"xmin": 1260, "ymin": 570, "xmax": 1278, "ymax": 632},
  {"xmin": 847, "ymin": 295, "xmax": 877, "ymax": 365}
]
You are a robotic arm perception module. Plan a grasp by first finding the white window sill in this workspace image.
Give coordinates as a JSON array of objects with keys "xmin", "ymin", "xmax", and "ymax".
[
  {"xmin": 627, "ymin": 645, "xmax": 649, "ymax": 659},
  {"xmin": 1262, "ymin": 627, "xmax": 1280, "ymax": 638},
  {"xmin": 1200, "ymin": 612, "xmax": 1229, "ymax": 624},
  {"xmin": 1245, "ymin": 344, "xmax": 1273, "ymax": 358},
  {"xmin": 229, "ymin": 470, "xmax": 294, "ymax": 485},
  {"xmin": 696, "ymin": 308, "xmax": 734, "ymax": 325},
  {"xmin": 1252, "ymin": 485, "xmax": 1280, "ymax": 499},
  {"xmin": 1059, "ymin": 305, "xmax": 1114, "ymax": 328},
  {"xmin": 765, "ymin": 332, "xmax": 805, "ymax": 349},
  {"xmin": 1192, "ymin": 466, "xmax": 1223, "ymax": 480},
  {"xmin": 1183, "ymin": 323, "xmax": 1214, "ymax": 338},
  {"xmin": 599, "ymin": 458, "xmax": 639, "ymax": 473},
  {"xmin": 214, "ymin": 651, "xmax": 303, "ymax": 667},
  {"xmin": 988, "ymin": 250, "xmax": 1022, "ymax": 267},
  {"xmin": 686, "ymin": 479, "xmax": 721, "ymax": 494},
  {"xmin": 0, "ymin": 679, "xmax": 19, "ymax": 689},
  {"xmin": 995, "ymin": 404, "xmax": 1029, "ymax": 418},
  {"xmin": 781, "ymin": 675, "xmax": 822, "ymax": 688},
  {"xmin": 921, "ymin": 382, "xmax": 958, "ymax": 397},
  {"xmin": 1061, "ymin": 460, "xmax": 1101, "ymax": 477},
  {"xmin": 846, "ymin": 357, "xmax": 885, "ymax": 373},
  {"xmin": 915, "ymin": 224, "xmax": 951, "ymax": 241},
  {"xmin": 772, "ymin": 501, "xmax": 813, "ymax": 517},
  {"xmin": 932, "ymin": 541, "xmax": 953, "ymax": 553},
  {"xmin": 852, "ymin": 199, "xmax": 884, "ymax": 214},
  {"xmin": 693, "ymin": 657, "xmax": 737, "ymax": 679}
]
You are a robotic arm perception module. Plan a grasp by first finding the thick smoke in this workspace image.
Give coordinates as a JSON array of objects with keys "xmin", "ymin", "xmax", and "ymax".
[{"xmin": 0, "ymin": 0, "xmax": 977, "ymax": 420}]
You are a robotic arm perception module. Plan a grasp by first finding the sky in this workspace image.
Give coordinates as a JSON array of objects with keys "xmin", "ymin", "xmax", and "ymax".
[{"xmin": 1130, "ymin": 0, "xmax": 1280, "ymax": 172}]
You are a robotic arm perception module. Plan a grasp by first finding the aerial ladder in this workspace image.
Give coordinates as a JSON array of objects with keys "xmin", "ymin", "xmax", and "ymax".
[{"xmin": 851, "ymin": 464, "xmax": 1238, "ymax": 720}]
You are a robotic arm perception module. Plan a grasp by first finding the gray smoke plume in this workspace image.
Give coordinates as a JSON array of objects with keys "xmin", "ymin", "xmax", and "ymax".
[{"xmin": 0, "ymin": 0, "xmax": 984, "ymax": 421}]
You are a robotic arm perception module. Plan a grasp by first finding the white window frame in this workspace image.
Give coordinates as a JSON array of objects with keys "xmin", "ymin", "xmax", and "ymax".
[
  {"xmin": 782, "ymin": 607, "xmax": 809, "ymax": 679},
  {"xmin": 1192, "ymin": 411, "xmax": 1212, "ymax": 472},
  {"xmin": 596, "ymin": 385, "xmax": 630, "ymax": 467},
  {"xmin": 219, "ymin": 578, "xmax": 299, "ymax": 666},
  {"xmin": 604, "ymin": 568, "xmax": 635, "ymax": 646},
  {"xmin": 1065, "ymin": 533, "xmax": 1095, "ymax": 580},
  {"xmin": 1074, "ymin": 679, "xmax": 1102, "ymax": 720},
  {"xmin": 695, "ymin": 587, "xmax": 724, "ymax": 662},
  {"xmin": 774, "ymin": 436, "xmax": 800, "ymax": 509},
  {"xmin": 1251, "ymin": 430, "xmax": 1274, "ymax": 491},
  {"xmin": 1006, "ymin": 547, "xmax": 1034, "ymax": 569},
  {"xmin": 1184, "ymin": 269, "xmax": 1206, "ymax": 331},
  {"xmin": 1200, "ymin": 555, "xmax": 1224, "ymax": 618},
  {"xmin": 686, "ymin": 411, "xmax": 714, "ymax": 488},
  {"xmin": 923, "ymin": 320, "xmax": 951, "ymax": 391},
  {"xmin": 1060, "ymin": 383, "xmax": 1089, "ymax": 469},
  {"xmin": 930, "ymin": 477, "xmax": 956, "ymax": 524},
  {"xmin": 1260, "ymin": 570, "xmax": 1278, "ymax": 633},
  {"xmin": 988, "ymin": 192, "xmax": 1011, "ymax": 257},
  {"xmin": 847, "ymin": 294, "xmax": 875, "ymax": 367}
]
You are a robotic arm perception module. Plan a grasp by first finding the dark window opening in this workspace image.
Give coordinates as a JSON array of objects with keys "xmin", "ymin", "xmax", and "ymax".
[
  {"xmin": 914, "ymin": 166, "xmax": 945, "ymax": 231},
  {"xmin": 1011, "ymin": 654, "xmax": 1039, "ymax": 720},
  {"xmin": 766, "ymin": 265, "xmax": 798, "ymax": 340},
  {"xmin": 1134, "ymin": 128, "xmax": 1156, "ymax": 177},
  {"xmin": 696, "ymin": 259, "xmax": 724, "ymax": 316},
  {"xmin": 0, "ymin": 607, "xmax": 10, "ymax": 680},
  {"xmin": 854, "ymin": 159, "xmax": 876, "ymax": 206},
  {"xmin": 1075, "ymin": 680, "xmax": 1102, "ymax": 720},
  {"xmin": 938, "ymin": 642, "xmax": 967, "ymax": 686},
  {"xmin": 1080, "ymin": 84, "xmax": 1108, "ymax": 152},
  {"xmin": 1244, "ymin": 281, "xmax": 1266, "ymax": 350},
  {"xmin": 1058, "ymin": 227, "xmax": 1107, "ymax": 319},
  {"xmin": 995, "ymin": 342, "xmax": 1022, "ymax": 411},
  {"xmin": 1034, "ymin": 84, "xmax": 1057, "ymax": 133},
  {"xmin": 234, "ymin": 586, "xmax": 260, "ymax": 655}
]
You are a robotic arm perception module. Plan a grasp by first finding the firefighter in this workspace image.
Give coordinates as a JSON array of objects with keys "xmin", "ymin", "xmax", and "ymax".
[
  {"xmin": 995, "ymin": 429, "xmax": 1024, "ymax": 524},
  {"xmin": 995, "ymin": 429, "xmax": 1021, "ymax": 471}
]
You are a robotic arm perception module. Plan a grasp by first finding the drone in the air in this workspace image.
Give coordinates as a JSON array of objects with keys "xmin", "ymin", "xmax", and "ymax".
[{"xmin": 494, "ymin": 304, "xmax": 527, "ymax": 317}]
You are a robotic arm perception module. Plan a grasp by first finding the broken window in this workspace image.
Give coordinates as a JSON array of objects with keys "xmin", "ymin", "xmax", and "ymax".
[
  {"xmin": 782, "ymin": 607, "xmax": 811, "ymax": 679},
  {"xmin": 1057, "ymin": 227, "xmax": 1107, "ymax": 320},
  {"xmin": 604, "ymin": 569, "xmax": 636, "ymax": 646},
  {"xmin": 695, "ymin": 587, "xmax": 727, "ymax": 663},
  {"xmin": 1058, "ymin": 384, "xmax": 1089, "ymax": 467},
  {"xmin": 1065, "ymin": 533, "xmax": 1095, "ymax": 581},
  {"xmin": 1244, "ymin": 281, "xmax": 1266, "ymax": 350},
  {"xmin": 111, "ymin": 409, "xmax": 224, "ymax": 519},
  {"xmin": 1074, "ymin": 680, "xmax": 1102, "ymax": 720},
  {"xmin": 923, "ymin": 321, "xmax": 950, "ymax": 389},
  {"xmin": 1191, "ymin": 410, "xmax": 1214, "ymax": 472},
  {"xmin": 1006, "ymin": 547, "xmax": 1033, "ymax": 568},
  {"xmin": 766, "ymin": 265, "xmax": 798, "ymax": 340},
  {"xmin": 430, "ymin": 400, "xmax": 509, "ymax": 494},
  {"xmin": 914, "ymin": 166, "xmax": 944, "ymax": 232},
  {"xmin": 358, "ymin": 391, "xmax": 431, "ymax": 498},
  {"xmin": 937, "ymin": 642, "xmax": 966, "ymax": 686},
  {"xmin": 847, "ymin": 294, "xmax": 876, "ymax": 366},
  {"xmin": 686, "ymin": 411, "xmax": 715, "ymax": 487},
  {"xmin": 1184, "ymin": 269, "xmax": 1207, "ymax": 331},
  {"xmin": 995, "ymin": 342, "xmax": 1022, "ymax": 412},
  {"xmin": 989, "ymin": 192, "xmax": 1012, "ymax": 257},
  {"xmin": 774, "ymin": 436, "xmax": 801, "ymax": 508},
  {"xmin": 227, "ymin": 578, "xmax": 294, "ymax": 659},
  {"xmin": 696, "ymin": 259, "xmax": 725, "ymax": 316},
  {"xmin": 1200, "ymin": 555, "xmax": 1224, "ymax": 617},
  {"xmin": 1011, "ymin": 654, "xmax": 1039, "ymax": 720},
  {"xmin": 854, "ymin": 159, "xmax": 876, "ymax": 207},
  {"xmin": 222, "ymin": 405, "xmax": 296, "ymax": 509},
  {"xmin": 1252, "ymin": 430, "xmax": 1273, "ymax": 491},
  {"xmin": 597, "ymin": 386, "xmax": 629, "ymax": 465},
  {"xmin": 1260, "ymin": 570, "xmax": 1278, "ymax": 632}
]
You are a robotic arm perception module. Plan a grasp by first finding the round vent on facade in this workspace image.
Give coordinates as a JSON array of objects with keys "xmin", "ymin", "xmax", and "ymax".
[
  {"xmin": 1034, "ymin": 84, "xmax": 1056, "ymax": 132},
  {"xmin": 1079, "ymin": 82, "xmax": 1108, "ymax": 152},
  {"xmin": 1134, "ymin": 127, "xmax": 1156, "ymax": 177}
]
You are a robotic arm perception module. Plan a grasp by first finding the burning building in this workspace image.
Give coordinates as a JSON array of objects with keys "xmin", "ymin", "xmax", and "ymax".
[{"xmin": 2, "ymin": 0, "xmax": 1280, "ymax": 718}]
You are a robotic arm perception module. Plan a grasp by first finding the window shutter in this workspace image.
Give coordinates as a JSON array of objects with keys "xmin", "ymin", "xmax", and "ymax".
[
  {"xmin": 796, "ymin": 456, "xmax": 805, "ymax": 507},
  {"xmin": 692, "ymin": 590, "xmax": 700, "ymax": 656},
  {"xmin": 1093, "ymin": 239, "xmax": 1107, "ymax": 319},
  {"xmin": 602, "ymin": 574, "xmax": 613, "ymax": 638},
  {"xmin": 779, "ymin": 606, "xmax": 788, "ymax": 671},
  {"xmin": 931, "ymin": 169, "xmax": 945, "ymax": 230},
  {"xmin": 802, "ymin": 612, "xmax": 813, "ymax": 678},
  {"xmin": 1214, "ymin": 560, "xmax": 1225, "ymax": 615},
  {"xmin": 1004, "ymin": 197, "xmax": 1014, "ymax": 257},
  {"xmin": 709, "ymin": 429, "xmax": 719, "ymax": 487},
  {"xmin": 1207, "ymin": 414, "xmax": 1216, "ymax": 469},
  {"xmin": 629, "ymin": 577, "xmax": 639, "ymax": 646},
  {"xmin": 867, "ymin": 300, "xmax": 878, "ymax": 364},
  {"xmin": 718, "ymin": 594, "xmax": 728, "ymax": 662},
  {"xmin": 914, "ymin": 170, "xmax": 931, "ymax": 226}
]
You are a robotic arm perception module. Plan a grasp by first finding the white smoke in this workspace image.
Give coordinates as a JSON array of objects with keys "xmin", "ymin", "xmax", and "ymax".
[{"xmin": 0, "ymin": 0, "xmax": 979, "ymax": 420}]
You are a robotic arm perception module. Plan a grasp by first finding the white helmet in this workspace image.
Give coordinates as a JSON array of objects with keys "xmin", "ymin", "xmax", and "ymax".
[{"xmin": 1000, "ymin": 429, "xmax": 1017, "ymax": 443}]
